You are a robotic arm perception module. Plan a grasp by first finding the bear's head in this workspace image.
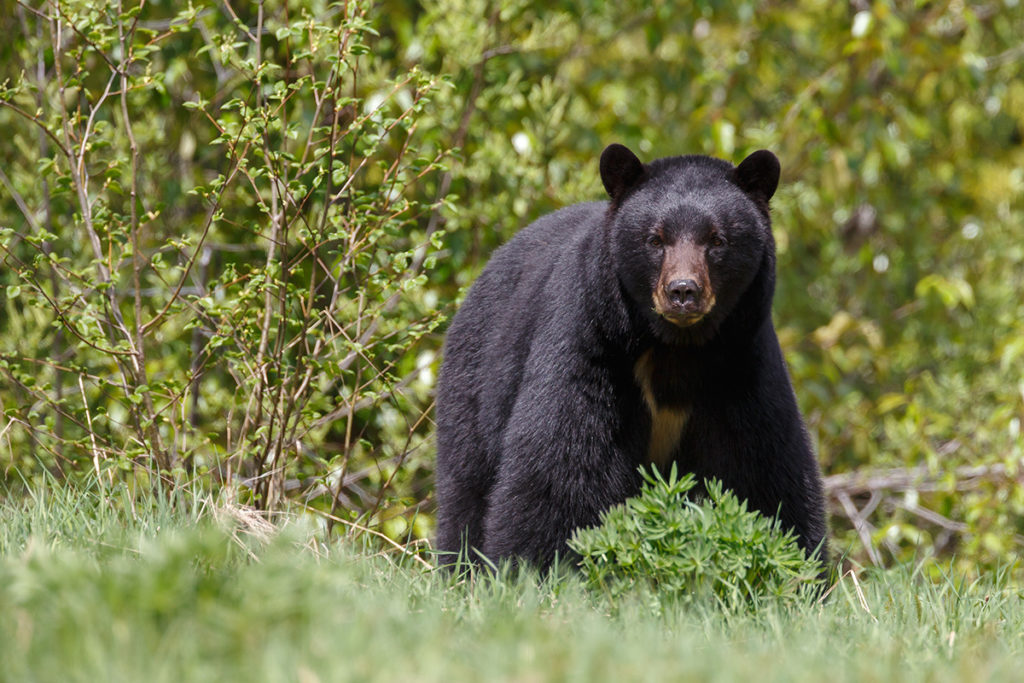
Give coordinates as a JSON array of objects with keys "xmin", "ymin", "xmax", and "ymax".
[{"xmin": 600, "ymin": 143, "xmax": 780, "ymax": 346}]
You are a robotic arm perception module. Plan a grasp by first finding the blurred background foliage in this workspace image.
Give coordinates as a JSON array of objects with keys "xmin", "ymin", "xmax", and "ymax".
[{"xmin": 1, "ymin": 0, "xmax": 1022, "ymax": 574}]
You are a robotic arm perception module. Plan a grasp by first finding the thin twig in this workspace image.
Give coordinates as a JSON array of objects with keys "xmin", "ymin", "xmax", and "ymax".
[
  {"xmin": 296, "ymin": 502, "xmax": 434, "ymax": 570},
  {"xmin": 836, "ymin": 490, "xmax": 882, "ymax": 566}
]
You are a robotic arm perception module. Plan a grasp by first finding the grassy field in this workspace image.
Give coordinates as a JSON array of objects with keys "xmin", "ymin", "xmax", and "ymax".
[{"xmin": 1, "ymin": 484, "xmax": 1021, "ymax": 683}]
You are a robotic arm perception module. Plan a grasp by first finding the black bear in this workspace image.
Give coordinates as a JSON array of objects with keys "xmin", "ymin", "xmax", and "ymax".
[{"xmin": 434, "ymin": 143, "xmax": 827, "ymax": 569}]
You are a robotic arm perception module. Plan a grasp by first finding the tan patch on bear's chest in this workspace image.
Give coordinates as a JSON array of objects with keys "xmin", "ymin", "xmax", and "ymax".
[{"xmin": 633, "ymin": 350, "xmax": 688, "ymax": 468}]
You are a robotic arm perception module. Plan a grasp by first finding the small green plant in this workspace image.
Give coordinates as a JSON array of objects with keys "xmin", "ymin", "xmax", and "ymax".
[{"xmin": 570, "ymin": 466, "xmax": 824, "ymax": 611}]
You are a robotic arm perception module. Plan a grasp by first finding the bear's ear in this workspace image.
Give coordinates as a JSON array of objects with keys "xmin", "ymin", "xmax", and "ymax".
[
  {"xmin": 733, "ymin": 149, "xmax": 780, "ymax": 206},
  {"xmin": 600, "ymin": 143, "xmax": 646, "ymax": 205}
]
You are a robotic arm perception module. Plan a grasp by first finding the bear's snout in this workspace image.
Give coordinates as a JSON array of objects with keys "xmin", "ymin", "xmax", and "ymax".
[
  {"xmin": 652, "ymin": 238, "xmax": 714, "ymax": 326},
  {"xmin": 665, "ymin": 278, "xmax": 702, "ymax": 311}
]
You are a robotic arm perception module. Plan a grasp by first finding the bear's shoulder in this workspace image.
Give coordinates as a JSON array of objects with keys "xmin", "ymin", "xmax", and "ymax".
[
  {"xmin": 471, "ymin": 200, "xmax": 610, "ymax": 314},
  {"xmin": 490, "ymin": 201, "xmax": 607, "ymax": 261}
]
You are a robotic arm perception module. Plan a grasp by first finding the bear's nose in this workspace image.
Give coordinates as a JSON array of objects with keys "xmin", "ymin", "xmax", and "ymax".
[{"xmin": 665, "ymin": 279, "xmax": 701, "ymax": 308}]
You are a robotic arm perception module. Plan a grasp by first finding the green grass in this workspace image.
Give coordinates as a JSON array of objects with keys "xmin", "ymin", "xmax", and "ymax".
[{"xmin": 1, "ymin": 483, "xmax": 1022, "ymax": 682}]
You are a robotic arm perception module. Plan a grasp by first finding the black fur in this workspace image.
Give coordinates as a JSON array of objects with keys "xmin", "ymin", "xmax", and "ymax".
[{"xmin": 435, "ymin": 144, "xmax": 827, "ymax": 569}]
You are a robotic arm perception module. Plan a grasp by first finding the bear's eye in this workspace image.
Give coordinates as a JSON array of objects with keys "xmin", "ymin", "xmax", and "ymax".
[
  {"xmin": 648, "ymin": 235, "xmax": 663, "ymax": 248},
  {"xmin": 710, "ymin": 233, "xmax": 725, "ymax": 248}
]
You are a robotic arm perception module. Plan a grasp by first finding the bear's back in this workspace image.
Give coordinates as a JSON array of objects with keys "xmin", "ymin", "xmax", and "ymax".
[
  {"xmin": 445, "ymin": 200, "xmax": 607, "ymax": 356},
  {"xmin": 479, "ymin": 201, "xmax": 606, "ymax": 296},
  {"xmin": 436, "ymin": 201, "xmax": 608, "ymax": 462}
]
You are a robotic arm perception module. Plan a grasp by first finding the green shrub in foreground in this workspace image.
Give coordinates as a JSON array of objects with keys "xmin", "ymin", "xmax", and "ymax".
[{"xmin": 570, "ymin": 466, "xmax": 824, "ymax": 611}]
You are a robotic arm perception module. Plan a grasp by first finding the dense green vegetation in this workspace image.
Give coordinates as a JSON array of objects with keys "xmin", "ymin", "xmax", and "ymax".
[
  {"xmin": 570, "ymin": 467, "xmax": 824, "ymax": 610},
  {"xmin": 1, "ymin": 486, "xmax": 1023, "ymax": 682},
  {"xmin": 2, "ymin": 0, "xmax": 1023, "ymax": 576}
]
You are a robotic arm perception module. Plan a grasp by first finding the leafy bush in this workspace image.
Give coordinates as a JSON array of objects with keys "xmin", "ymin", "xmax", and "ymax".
[
  {"xmin": 570, "ymin": 466, "xmax": 824, "ymax": 611},
  {"xmin": 0, "ymin": 0, "xmax": 449, "ymax": 541}
]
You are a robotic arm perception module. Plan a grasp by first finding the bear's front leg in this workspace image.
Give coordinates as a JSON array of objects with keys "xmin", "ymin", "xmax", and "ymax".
[{"xmin": 480, "ymin": 378, "xmax": 642, "ymax": 569}]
